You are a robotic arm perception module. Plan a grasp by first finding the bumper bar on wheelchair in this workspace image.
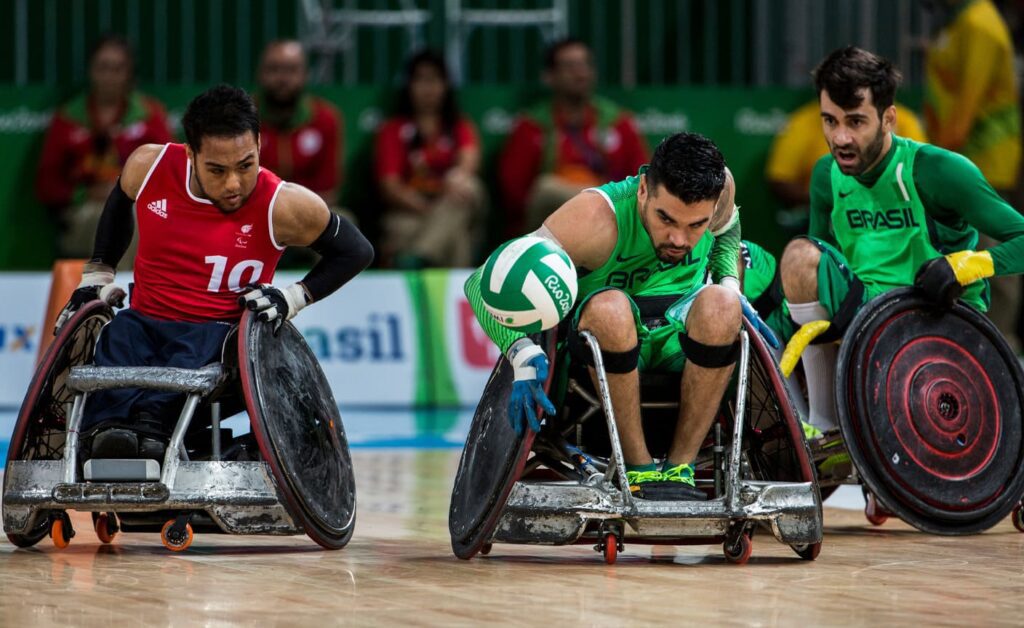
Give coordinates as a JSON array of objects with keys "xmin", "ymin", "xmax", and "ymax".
[{"xmin": 67, "ymin": 364, "xmax": 227, "ymax": 395}]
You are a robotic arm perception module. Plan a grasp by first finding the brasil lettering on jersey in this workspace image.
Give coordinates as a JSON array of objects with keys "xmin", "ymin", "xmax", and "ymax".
[
  {"xmin": 844, "ymin": 206, "xmax": 921, "ymax": 230},
  {"xmin": 603, "ymin": 253, "xmax": 702, "ymax": 290}
]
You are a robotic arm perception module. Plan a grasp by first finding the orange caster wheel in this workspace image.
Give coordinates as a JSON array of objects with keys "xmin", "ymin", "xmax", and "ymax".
[
  {"xmin": 724, "ymin": 533, "xmax": 752, "ymax": 565},
  {"xmin": 1012, "ymin": 504, "xmax": 1024, "ymax": 533},
  {"xmin": 93, "ymin": 512, "xmax": 119, "ymax": 544},
  {"xmin": 597, "ymin": 532, "xmax": 620, "ymax": 565},
  {"xmin": 865, "ymin": 492, "xmax": 889, "ymax": 526},
  {"xmin": 161, "ymin": 518, "xmax": 194, "ymax": 552},
  {"xmin": 50, "ymin": 513, "xmax": 74, "ymax": 549}
]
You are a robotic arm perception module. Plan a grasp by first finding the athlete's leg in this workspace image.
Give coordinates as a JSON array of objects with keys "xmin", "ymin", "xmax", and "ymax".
[
  {"xmin": 575, "ymin": 289, "xmax": 648, "ymax": 466},
  {"xmin": 780, "ymin": 238, "xmax": 837, "ymax": 431},
  {"xmin": 668, "ymin": 285, "xmax": 742, "ymax": 465}
]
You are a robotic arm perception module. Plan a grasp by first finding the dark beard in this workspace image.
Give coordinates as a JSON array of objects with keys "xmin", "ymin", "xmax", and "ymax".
[{"xmin": 857, "ymin": 128, "xmax": 887, "ymax": 175}]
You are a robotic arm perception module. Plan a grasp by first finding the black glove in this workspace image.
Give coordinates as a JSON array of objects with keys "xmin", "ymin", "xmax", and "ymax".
[
  {"xmin": 54, "ymin": 272, "xmax": 126, "ymax": 335},
  {"xmin": 238, "ymin": 283, "xmax": 309, "ymax": 334},
  {"xmin": 914, "ymin": 257, "xmax": 963, "ymax": 307}
]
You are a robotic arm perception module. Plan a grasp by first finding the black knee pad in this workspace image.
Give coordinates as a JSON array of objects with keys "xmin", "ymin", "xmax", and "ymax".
[
  {"xmin": 679, "ymin": 332, "xmax": 740, "ymax": 368},
  {"xmin": 568, "ymin": 329, "xmax": 640, "ymax": 373}
]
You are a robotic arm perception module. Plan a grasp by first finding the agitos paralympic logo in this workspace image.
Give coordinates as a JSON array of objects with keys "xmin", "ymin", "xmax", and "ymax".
[
  {"xmin": 845, "ymin": 207, "xmax": 920, "ymax": 230},
  {"xmin": 0, "ymin": 324, "xmax": 36, "ymax": 353}
]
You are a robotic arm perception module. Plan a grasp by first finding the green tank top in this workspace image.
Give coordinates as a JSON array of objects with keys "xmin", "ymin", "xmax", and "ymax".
[
  {"xmin": 578, "ymin": 171, "xmax": 714, "ymax": 298},
  {"xmin": 829, "ymin": 136, "xmax": 986, "ymax": 309}
]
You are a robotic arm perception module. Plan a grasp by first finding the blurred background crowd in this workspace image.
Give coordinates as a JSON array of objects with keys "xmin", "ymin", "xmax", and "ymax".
[{"xmin": 1, "ymin": 0, "xmax": 1022, "ymax": 344}]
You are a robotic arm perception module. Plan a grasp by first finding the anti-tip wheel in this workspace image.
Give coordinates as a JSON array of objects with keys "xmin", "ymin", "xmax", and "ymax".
[
  {"xmin": 93, "ymin": 512, "xmax": 119, "ymax": 544},
  {"xmin": 724, "ymin": 533, "xmax": 753, "ymax": 565}
]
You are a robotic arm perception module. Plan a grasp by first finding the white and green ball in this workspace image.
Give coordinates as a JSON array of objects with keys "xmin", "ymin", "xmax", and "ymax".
[{"xmin": 481, "ymin": 236, "xmax": 578, "ymax": 333}]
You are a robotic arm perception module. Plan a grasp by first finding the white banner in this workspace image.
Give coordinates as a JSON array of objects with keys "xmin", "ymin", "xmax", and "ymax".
[
  {"xmin": 0, "ymin": 273, "xmax": 52, "ymax": 409},
  {"xmin": 442, "ymin": 269, "xmax": 502, "ymax": 406}
]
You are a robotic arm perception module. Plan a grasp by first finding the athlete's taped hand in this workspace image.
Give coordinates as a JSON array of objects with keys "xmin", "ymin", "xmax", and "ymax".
[
  {"xmin": 54, "ymin": 269, "xmax": 126, "ymax": 335},
  {"xmin": 721, "ymin": 276, "xmax": 780, "ymax": 349},
  {"xmin": 239, "ymin": 283, "xmax": 310, "ymax": 333},
  {"xmin": 915, "ymin": 251, "xmax": 994, "ymax": 308},
  {"xmin": 507, "ymin": 339, "xmax": 557, "ymax": 437}
]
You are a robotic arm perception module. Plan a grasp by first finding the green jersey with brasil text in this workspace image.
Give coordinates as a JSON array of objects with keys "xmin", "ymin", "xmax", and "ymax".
[
  {"xmin": 465, "ymin": 170, "xmax": 740, "ymax": 355},
  {"xmin": 809, "ymin": 135, "xmax": 1024, "ymax": 311}
]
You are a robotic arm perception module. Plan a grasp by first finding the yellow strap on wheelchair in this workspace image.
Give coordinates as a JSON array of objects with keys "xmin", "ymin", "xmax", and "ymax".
[
  {"xmin": 779, "ymin": 320, "xmax": 832, "ymax": 378},
  {"xmin": 946, "ymin": 250, "xmax": 995, "ymax": 286}
]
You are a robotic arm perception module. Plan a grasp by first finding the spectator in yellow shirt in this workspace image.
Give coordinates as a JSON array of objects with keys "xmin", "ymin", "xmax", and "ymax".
[{"xmin": 925, "ymin": 0, "xmax": 1022, "ymax": 351}]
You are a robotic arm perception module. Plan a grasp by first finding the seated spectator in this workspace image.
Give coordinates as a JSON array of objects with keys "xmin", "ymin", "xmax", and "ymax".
[
  {"xmin": 766, "ymin": 99, "xmax": 926, "ymax": 232},
  {"xmin": 36, "ymin": 34, "xmax": 171, "ymax": 266},
  {"xmin": 375, "ymin": 50, "xmax": 485, "ymax": 268},
  {"xmin": 257, "ymin": 40, "xmax": 343, "ymax": 208},
  {"xmin": 499, "ymin": 38, "xmax": 648, "ymax": 234}
]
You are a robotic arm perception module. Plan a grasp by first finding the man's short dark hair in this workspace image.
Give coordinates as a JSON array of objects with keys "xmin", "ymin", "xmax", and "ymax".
[
  {"xmin": 645, "ymin": 132, "xmax": 726, "ymax": 204},
  {"xmin": 182, "ymin": 84, "xmax": 260, "ymax": 152},
  {"xmin": 813, "ymin": 46, "xmax": 902, "ymax": 116},
  {"xmin": 543, "ymin": 37, "xmax": 590, "ymax": 71}
]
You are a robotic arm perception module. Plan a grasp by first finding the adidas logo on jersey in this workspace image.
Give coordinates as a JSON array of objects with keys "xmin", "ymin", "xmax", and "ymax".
[{"xmin": 147, "ymin": 198, "xmax": 168, "ymax": 219}]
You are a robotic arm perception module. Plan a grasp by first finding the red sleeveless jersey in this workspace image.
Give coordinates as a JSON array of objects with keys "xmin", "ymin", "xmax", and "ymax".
[{"xmin": 132, "ymin": 143, "xmax": 286, "ymax": 322}]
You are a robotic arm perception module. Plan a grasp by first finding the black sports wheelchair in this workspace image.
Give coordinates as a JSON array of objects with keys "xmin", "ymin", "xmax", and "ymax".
[
  {"xmin": 2, "ymin": 301, "xmax": 356, "ymax": 551},
  {"xmin": 449, "ymin": 294, "xmax": 823, "ymax": 565},
  {"xmin": 806, "ymin": 287, "xmax": 1024, "ymax": 535}
]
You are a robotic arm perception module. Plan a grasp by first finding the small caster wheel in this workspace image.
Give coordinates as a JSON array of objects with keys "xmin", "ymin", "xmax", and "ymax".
[
  {"xmin": 50, "ymin": 512, "xmax": 75, "ymax": 549},
  {"xmin": 1012, "ymin": 503, "xmax": 1024, "ymax": 533},
  {"xmin": 724, "ymin": 533, "xmax": 752, "ymax": 565},
  {"xmin": 480, "ymin": 543, "xmax": 492, "ymax": 556},
  {"xmin": 865, "ymin": 492, "xmax": 889, "ymax": 527},
  {"xmin": 93, "ymin": 512, "xmax": 119, "ymax": 544},
  {"xmin": 161, "ymin": 518, "xmax": 194, "ymax": 552},
  {"xmin": 792, "ymin": 542, "xmax": 821, "ymax": 561},
  {"xmin": 602, "ymin": 533, "xmax": 619, "ymax": 565}
]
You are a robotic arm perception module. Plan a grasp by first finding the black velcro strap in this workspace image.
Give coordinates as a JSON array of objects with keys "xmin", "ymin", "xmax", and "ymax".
[
  {"xmin": 751, "ymin": 267, "xmax": 784, "ymax": 319},
  {"xmin": 812, "ymin": 278, "xmax": 865, "ymax": 344},
  {"xmin": 567, "ymin": 329, "xmax": 640, "ymax": 373},
  {"xmin": 679, "ymin": 332, "xmax": 740, "ymax": 368}
]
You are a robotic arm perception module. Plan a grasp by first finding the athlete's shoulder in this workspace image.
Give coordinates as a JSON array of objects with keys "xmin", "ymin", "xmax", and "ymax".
[
  {"xmin": 544, "ymin": 188, "xmax": 619, "ymax": 269},
  {"xmin": 272, "ymin": 181, "xmax": 330, "ymax": 248},
  {"xmin": 121, "ymin": 143, "xmax": 172, "ymax": 198},
  {"xmin": 593, "ymin": 173, "xmax": 642, "ymax": 205},
  {"xmin": 914, "ymin": 142, "xmax": 984, "ymax": 179},
  {"xmin": 811, "ymin": 153, "xmax": 835, "ymax": 180}
]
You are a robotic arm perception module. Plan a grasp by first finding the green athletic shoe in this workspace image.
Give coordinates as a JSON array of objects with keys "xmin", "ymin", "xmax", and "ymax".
[
  {"xmin": 801, "ymin": 420, "xmax": 824, "ymax": 441},
  {"xmin": 661, "ymin": 463, "xmax": 697, "ymax": 487},
  {"xmin": 626, "ymin": 469, "xmax": 663, "ymax": 491}
]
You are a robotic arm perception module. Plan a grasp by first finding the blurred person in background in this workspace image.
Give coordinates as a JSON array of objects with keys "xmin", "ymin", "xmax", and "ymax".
[
  {"xmin": 257, "ymin": 40, "xmax": 343, "ymax": 210},
  {"xmin": 375, "ymin": 49, "xmax": 485, "ymax": 269},
  {"xmin": 923, "ymin": 0, "xmax": 1022, "ymax": 351},
  {"xmin": 499, "ymin": 38, "xmax": 648, "ymax": 235},
  {"xmin": 766, "ymin": 99, "xmax": 927, "ymax": 235},
  {"xmin": 36, "ymin": 34, "xmax": 172, "ymax": 267}
]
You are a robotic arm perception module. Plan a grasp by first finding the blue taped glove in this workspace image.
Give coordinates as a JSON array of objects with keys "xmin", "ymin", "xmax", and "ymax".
[
  {"xmin": 739, "ymin": 294, "xmax": 780, "ymax": 349},
  {"xmin": 507, "ymin": 339, "xmax": 557, "ymax": 437}
]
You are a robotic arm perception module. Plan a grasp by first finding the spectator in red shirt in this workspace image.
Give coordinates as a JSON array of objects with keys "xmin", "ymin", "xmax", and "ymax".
[
  {"xmin": 498, "ymin": 38, "xmax": 649, "ymax": 235},
  {"xmin": 375, "ymin": 50, "xmax": 485, "ymax": 268},
  {"xmin": 36, "ymin": 34, "xmax": 172, "ymax": 266},
  {"xmin": 257, "ymin": 40, "xmax": 343, "ymax": 208}
]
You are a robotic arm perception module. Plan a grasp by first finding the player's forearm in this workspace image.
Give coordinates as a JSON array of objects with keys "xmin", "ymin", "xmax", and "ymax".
[
  {"xmin": 464, "ymin": 267, "xmax": 526, "ymax": 354},
  {"xmin": 89, "ymin": 178, "xmax": 135, "ymax": 269},
  {"xmin": 300, "ymin": 213, "xmax": 375, "ymax": 302},
  {"xmin": 708, "ymin": 218, "xmax": 741, "ymax": 283}
]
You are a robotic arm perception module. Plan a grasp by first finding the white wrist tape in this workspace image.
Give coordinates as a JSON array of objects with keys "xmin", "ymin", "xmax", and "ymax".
[{"xmin": 507, "ymin": 339, "xmax": 545, "ymax": 381}]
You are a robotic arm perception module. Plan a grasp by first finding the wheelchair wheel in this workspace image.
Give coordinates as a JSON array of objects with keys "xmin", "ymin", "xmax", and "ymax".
[
  {"xmin": 740, "ymin": 320, "xmax": 822, "ymax": 560},
  {"xmin": 4, "ymin": 301, "xmax": 111, "ymax": 548},
  {"xmin": 239, "ymin": 311, "xmax": 356, "ymax": 550},
  {"xmin": 448, "ymin": 334, "xmax": 554, "ymax": 559},
  {"xmin": 837, "ymin": 288, "xmax": 1024, "ymax": 535}
]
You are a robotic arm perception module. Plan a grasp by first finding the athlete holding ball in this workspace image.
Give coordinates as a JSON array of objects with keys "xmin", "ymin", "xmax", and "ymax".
[{"xmin": 465, "ymin": 132, "xmax": 773, "ymax": 500}]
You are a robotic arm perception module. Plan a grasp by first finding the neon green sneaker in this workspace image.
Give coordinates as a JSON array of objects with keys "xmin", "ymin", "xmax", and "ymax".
[
  {"xmin": 626, "ymin": 469, "xmax": 663, "ymax": 492},
  {"xmin": 801, "ymin": 420, "xmax": 824, "ymax": 441},
  {"xmin": 661, "ymin": 463, "xmax": 697, "ymax": 487}
]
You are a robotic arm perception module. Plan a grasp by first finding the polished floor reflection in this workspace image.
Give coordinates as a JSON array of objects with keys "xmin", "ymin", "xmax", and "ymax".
[{"xmin": 2, "ymin": 449, "xmax": 1023, "ymax": 626}]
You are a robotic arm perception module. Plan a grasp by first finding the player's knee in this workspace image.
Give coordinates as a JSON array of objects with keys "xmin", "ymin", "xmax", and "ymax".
[
  {"xmin": 578, "ymin": 290, "xmax": 637, "ymax": 348},
  {"xmin": 781, "ymin": 239, "xmax": 821, "ymax": 302},
  {"xmin": 688, "ymin": 285, "xmax": 741, "ymax": 343}
]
